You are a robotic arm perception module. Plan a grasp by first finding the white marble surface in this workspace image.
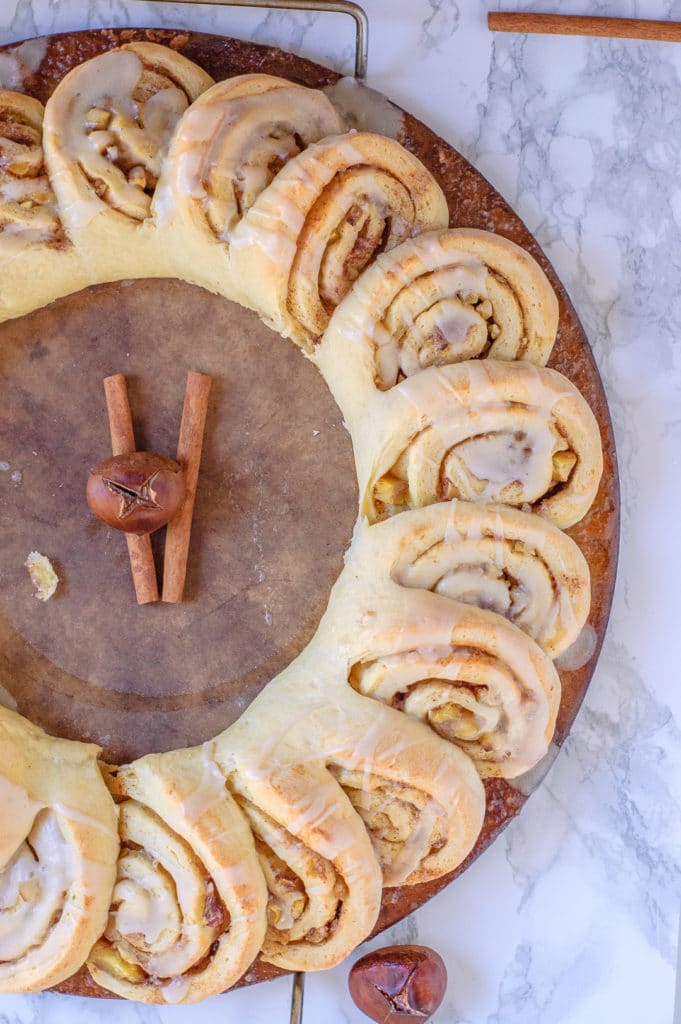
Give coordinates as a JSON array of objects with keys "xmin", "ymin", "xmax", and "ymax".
[{"xmin": 1, "ymin": 0, "xmax": 680, "ymax": 1021}]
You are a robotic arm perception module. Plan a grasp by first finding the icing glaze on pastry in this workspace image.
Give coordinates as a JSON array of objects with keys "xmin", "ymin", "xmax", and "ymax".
[
  {"xmin": 317, "ymin": 227, "xmax": 559, "ymax": 425},
  {"xmin": 229, "ymin": 131, "xmax": 450, "ymax": 349},
  {"xmin": 0, "ymin": 708, "xmax": 118, "ymax": 994},
  {"xmin": 356, "ymin": 360, "xmax": 602, "ymax": 528},
  {"xmin": 87, "ymin": 747, "xmax": 267, "ymax": 1004}
]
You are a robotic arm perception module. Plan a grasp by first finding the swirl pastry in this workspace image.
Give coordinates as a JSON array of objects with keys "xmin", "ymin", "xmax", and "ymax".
[
  {"xmin": 229, "ymin": 131, "xmax": 450, "ymax": 349},
  {"xmin": 317, "ymin": 227, "xmax": 559, "ymax": 424},
  {"xmin": 0, "ymin": 707, "xmax": 118, "ymax": 993},
  {"xmin": 157, "ymin": 73, "xmax": 345, "ymax": 239},
  {"xmin": 358, "ymin": 359, "xmax": 603, "ymax": 528},
  {"xmin": 221, "ymin": 660, "xmax": 484, "ymax": 893},
  {"xmin": 219, "ymin": 755, "xmax": 383, "ymax": 971},
  {"xmin": 319, "ymin": 523, "xmax": 561, "ymax": 777},
  {"xmin": 0, "ymin": 92, "xmax": 61, "ymax": 248},
  {"xmin": 382, "ymin": 500, "xmax": 590, "ymax": 657},
  {"xmin": 0, "ymin": 91, "xmax": 88, "ymax": 322},
  {"xmin": 42, "ymin": 43, "xmax": 213, "ymax": 281},
  {"xmin": 323, "ymin": 698, "xmax": 485, "ymax": 885},
  {"xmin": 87, "ymin": 745, "xmax": 267, "ymax": 1004}
]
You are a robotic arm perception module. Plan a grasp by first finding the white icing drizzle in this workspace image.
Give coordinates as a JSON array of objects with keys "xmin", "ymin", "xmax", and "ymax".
[
  {"xmin": 180, "ymin": 748, "xmax": 227, "ymax": 824},
  {"xmin": 0, "ymin": 686, "xmax": 17, "ymax": 712},
  {"xmin": 323, "ymin": 78, "xmax": 405, "ymax": 139},
  {"xmin": 554, "ymin": 623, "xmax": 598, "ymax": 671},
  {"xmin": 46, "ymin": 50, "xmax": 190, "ymax": 225},
  {"xmin": 0, "ymin": 39, "xmax": 48, "ymax": 92},
  {"xmin": 0, "ymin": 810, "xmax": 72, "ymax": 964}
]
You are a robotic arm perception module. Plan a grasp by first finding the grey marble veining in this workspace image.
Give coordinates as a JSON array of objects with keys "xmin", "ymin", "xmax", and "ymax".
[{"xmin": 1, "ymin": 1, "xmax": 679, "ymax": 1021}]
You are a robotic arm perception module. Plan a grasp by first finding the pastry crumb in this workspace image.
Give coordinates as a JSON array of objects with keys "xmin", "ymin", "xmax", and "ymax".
[{"xmin": 25, "ymin": 551, "xmax": 59, "ymax": 601}]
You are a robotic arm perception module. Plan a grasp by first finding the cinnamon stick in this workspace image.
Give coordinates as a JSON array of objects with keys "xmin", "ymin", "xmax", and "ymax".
[
  {"xmin": 103, "ymin": 374, "xmax": 159, "ymax": 605},
  {"xmin": 162, "ymin": 372, "xmax": 211, "ymax": 603},
  {"xmin": 487, "ymin": 12, "xmax": 681, "ymax": 44}
]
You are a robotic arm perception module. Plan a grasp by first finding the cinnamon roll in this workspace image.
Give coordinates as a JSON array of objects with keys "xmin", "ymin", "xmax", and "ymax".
[
  {"xmin": 0, "ymin": 91, "xmax": 87, "ymax": 321},
  {"xmin": 381, "ymin": 500, "xmax": 590, "ymax": 657},
  {"xmin": 358, "ymin": 360, "xmax": 603, "ymax": 528},
  {"xmin": 222, "ymin": 663, "xmax": 484, "ymax": 893},
  {"xmin": 229, "ymin": 131, "xmax": 450, "ymax": 349},
  {"xmin": 323, "ymin": 695, "xmax": 485, "ymax": 885},
  {"xmin": 42, "ymin": 42, "xmax": 213, "ymax": 280},
  {"xmin": 219, "ymin": 756, "xmax": 383, "ymax": 971},
  {"xmin": 0, "ymin": 92, "xmax": 61, "ymax": 248},
  {"xmin": 317, "ymin": 227, "xmax": 559, "ymax": 424},
  {"xmin": 87, "ymin": 745, "xmax": 267, "ymax": 1004},
  {"xmin": 318, "ymin": 525, "xmax": 561, "ymax": 777},
  {"xmin": 0, "ymin": 707, "xmax": 118, "ymax": 993},
  {"xmin": 157, "ymin": 73, "xmax": 345, "ymax": 240}
]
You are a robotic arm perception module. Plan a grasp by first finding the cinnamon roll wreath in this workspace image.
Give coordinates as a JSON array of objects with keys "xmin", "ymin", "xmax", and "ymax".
[{"xmin": 0, "ymin": 41, "xmax": 606, "ymax": 1003}]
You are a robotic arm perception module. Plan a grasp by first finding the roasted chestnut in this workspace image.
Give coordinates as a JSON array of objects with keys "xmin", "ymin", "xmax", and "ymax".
[
  {"xmin": 348, "ymin": 944, "xmax": 447, "ymax": 1023},
  {"xmin": 86, "ymin": 452, "xmax": 185, "ymax": 535}
]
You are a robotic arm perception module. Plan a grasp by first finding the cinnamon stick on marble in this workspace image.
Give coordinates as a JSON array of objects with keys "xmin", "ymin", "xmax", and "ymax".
[
  {"xmin": 103, "ymin": 374, "xmax": 159, "ymax": 605},
  {"xmin": 487, "ymin": 12, "xmax": 681, "ymax": 43},
  {"xmin": 162, "ymin": 371, "xmax": 211, "ymax": 604}
]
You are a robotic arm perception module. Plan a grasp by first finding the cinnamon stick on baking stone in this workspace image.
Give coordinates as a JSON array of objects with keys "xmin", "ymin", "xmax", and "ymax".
[
  {"xmin": 103, "ymin": 374, "xmax": 159, "ymax": 605},
  {"xmin": 487, "ymin": 12, "xmax": 681, "ymax": 43},
  {"xmin": 162, "ymin": 372, "xmax": 211, "ymax": 603}
]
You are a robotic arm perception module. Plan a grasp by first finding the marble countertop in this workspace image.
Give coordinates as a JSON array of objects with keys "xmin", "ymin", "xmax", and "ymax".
[{"xmin": 1, "ymin": 1, "xmax": 679, "ymax": 1022}]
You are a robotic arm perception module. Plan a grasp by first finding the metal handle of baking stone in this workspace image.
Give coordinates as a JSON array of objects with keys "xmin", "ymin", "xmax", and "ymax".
[
  {"xmin": 133, "ymin": 0, "xmax": 368, "ymax": 78},
  {"xmin": 290, "ymin": 971, "xmax": 305, "ymax": 1024}
]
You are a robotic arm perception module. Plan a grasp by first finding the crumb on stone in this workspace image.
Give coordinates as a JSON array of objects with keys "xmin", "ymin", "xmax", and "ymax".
[{"xmin": 25, "ymin": 551, "xmax": 59, "ymax": 601}]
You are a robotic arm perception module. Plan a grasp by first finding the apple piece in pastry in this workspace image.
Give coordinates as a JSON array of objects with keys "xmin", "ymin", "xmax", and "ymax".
[
  {"xmin": 0, "ymin": 707, "xmax": 118, "ymax": 994},
  {"xmin": 87, "ymin": 745, "xmax": 267, "ymax": 1004},
  {"xmin": 316, "ymin": 227, "xmax": 559, "ymax": 424},
  {"xmin": 358, "ymin": 360, "xmax": 603, "ymax": 528},
  {"xmin": 229, "ymin": 131, "xmax": 450, "ymax": 350},
  {"xmin": 377, "ymin": 500, "xmax": 590, "ymax": 658},
  {"xmin": 42, "ymin": 41, "xmax": 213, "ymax": 270}
]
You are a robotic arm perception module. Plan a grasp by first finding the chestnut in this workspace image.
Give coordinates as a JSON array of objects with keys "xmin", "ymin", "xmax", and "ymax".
[
  {"xmin": 348, "ymin": 944, "xmax": 447, "ymax": 1023},
  {"xmin": 86, "ymin": 452, "xmax": 185, "ymax": 535}
]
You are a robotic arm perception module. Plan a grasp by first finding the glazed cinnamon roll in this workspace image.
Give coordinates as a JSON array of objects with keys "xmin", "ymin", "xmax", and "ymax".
[
  {"xmin": 381, "ymin": 500, "xmax": 590, "ymax": 657},
  {"xmin": 88, "ymin": 745, "xmax": 267, "ymax": 1004},
  {"xmin": 319, "ymin": 528, "xmax": 561, "ymax": 777},
  {"xmin": 219, "ymin": 757, "xmax": 383, "ymax": 971},
  {"xmin": 222, "ymin": 663, "xmax": 484, "ymax": 894},
  {"xmin": 317, "ymin": 227, "xmax": 559, "ymax": 423},
  {"xmin": 323, "ymin": 695, "xmax": 485, "ymax": 884},
  {"xmin": 158, "ymin": 73, "xmax": 345, "ymax": 240},
  {"xmin": 229, "ymin": 131, "xmax": 450, "ymax": 349},
  {"xmin": 0, "ymin": 92, "xmax": 61, "ymax": 248},
  {"xmin": 42, "ymin": 42, "xmax": 213, "ymax": 279},
  {"xmin": 0, "ymin": 91, "xmax": 89, "ymax": 321},
  {"xmin": 0, "ymin": 707, "xmax": 118, "ymax": 993},
  {"xmin": 358, "ymin": 360, "xmax": 603, "ymax": 528}
]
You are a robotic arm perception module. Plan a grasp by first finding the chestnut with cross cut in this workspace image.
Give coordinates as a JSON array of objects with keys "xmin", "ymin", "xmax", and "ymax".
[
  {"xmin": 348, "ymin": 944, "xmax": 447, "ymax": 1023},
  {"xmin": 86, "ymin": 452, "xmax": 185, "ymax": 536}
]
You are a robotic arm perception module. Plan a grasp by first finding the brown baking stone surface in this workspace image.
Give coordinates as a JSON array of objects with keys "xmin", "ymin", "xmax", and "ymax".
[{"xmin": 0, "ymin": 28, "xmax": 619, "ymax": 999}]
